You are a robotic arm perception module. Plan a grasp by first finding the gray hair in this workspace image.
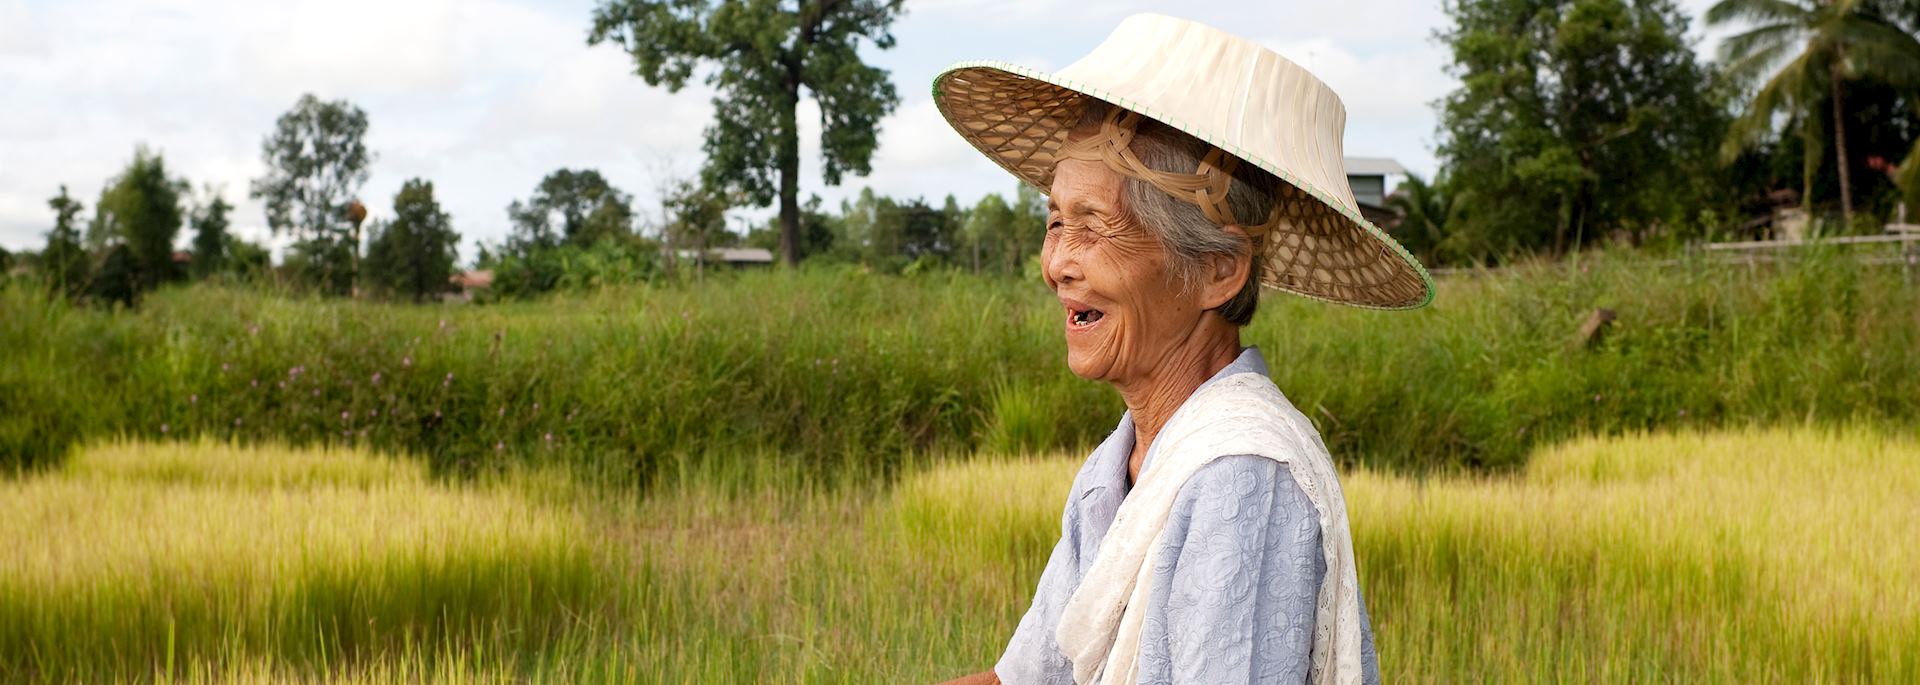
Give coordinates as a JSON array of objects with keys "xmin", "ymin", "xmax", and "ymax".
[{"xmin": 1077, "ymin": 100, "xmax": 1276, "ymax": 326}]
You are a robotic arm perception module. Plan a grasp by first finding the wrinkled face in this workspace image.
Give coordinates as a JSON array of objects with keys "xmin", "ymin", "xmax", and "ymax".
[{"xmin": 1043, "ymin": 158, "xmax": 1210, "ymax": 384}]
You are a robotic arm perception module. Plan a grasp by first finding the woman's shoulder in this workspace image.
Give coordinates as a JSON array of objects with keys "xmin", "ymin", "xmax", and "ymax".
[{"xmin": 1174, "ymin": 455, "xmax": 1313, "ymax": 515}]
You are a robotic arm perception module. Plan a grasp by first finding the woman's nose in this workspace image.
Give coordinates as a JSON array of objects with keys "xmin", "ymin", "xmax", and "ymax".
[{"xmin": 1042, "ymin": 239, "xmax": 1080, "ymax": 288}]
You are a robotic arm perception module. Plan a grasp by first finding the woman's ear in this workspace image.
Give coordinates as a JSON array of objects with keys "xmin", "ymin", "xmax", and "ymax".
[{"xmin": 1199, "ymin": 225, "xmax": 1253, "ymax": 311}]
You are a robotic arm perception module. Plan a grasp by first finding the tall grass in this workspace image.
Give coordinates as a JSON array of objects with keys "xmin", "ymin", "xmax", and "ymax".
[
  {"xmin": 0, "ymin": 441, "xmax": 601, "ymax": 683},
  {"xmin": 5, "ymin": 252, "xmax": 1918, "ymax": 482},
  {"xmin": 6, "ymin": 429, "xmax": 1914, "ymax": 682}
]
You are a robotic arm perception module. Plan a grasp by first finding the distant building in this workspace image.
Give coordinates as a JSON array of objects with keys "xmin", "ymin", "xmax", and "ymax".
[
  {"xmin": 446, "ymin": 269, "xmax": 493, "ymax": 302},
  {"xmin": 1345, "ymin": 157, "xmax": 1408, "ymax": 228},
  {"xmin": 670, "ymin": 248, "xmax": 776, "ymax": 268}
]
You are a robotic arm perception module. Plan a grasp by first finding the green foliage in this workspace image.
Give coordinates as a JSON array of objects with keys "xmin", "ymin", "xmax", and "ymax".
[
  {"xmin": 484, "ymin": 240, "xmax": 665, "ymax": 300},
  {"xmin": 1709, "ymin": 0, "xmax": 1920, "ymax": 225},
  {"xmin": 90, "ymin": 146, "xmax": 188, "ymax": 293},
  {"xmin": 1438, "ymin": 0, "xmax": 1728, "ymax": 260},
  {"xmin": 251, "ymin": 94, "xmax": 372, "ymax": 293},
  {"xmin": 587, "ymin": 0, "xmax": 904, "ymax": 265},
  {"xmin": 836, "ymin": 187, "xmax": 964, "ymax": 270},
  {"xmin": 5, "ymin": 255, "xmax": 1919, "ymax": 479},
  {"xmin": 282, "ymin": 238, "xmax": 356, "ymax": 296},
  {"xmin": 1383, "ymin": 173, "xmax": 1453, "ymax": 263},
  {"xmin": 190, "ymin": 189, "xmax": 233, "ymax": 279},
  {"xmin": 85, "ymin": 243, "xmax": 139, "ymax": 308},
  {"xmin": 225, "ymin": 237, "xmax": 273, "ymax": 282},
  {"xmin": 957, "ymin": 186, "xmax": 1046, "ymax": 275},
  {"xmin": 506, "ymin": 168, "xmax": 635, "ymax": 250},
  {"xmin": 40, "ymin": 186, "xmax": 89, "ymax": 299},
  {"xmin": 364, "ymin": 179, "xmax": 461, "ymax": 303},
  {"xmin": 748, "ymin": 194, "xmax": 839, "ymax": 258},
  {"xmin": 660, "ymin": 176, "xmax": 733, "ymax": 273}
]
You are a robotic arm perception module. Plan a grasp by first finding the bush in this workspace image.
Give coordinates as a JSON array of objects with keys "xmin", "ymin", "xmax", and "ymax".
[{"xmin": 3, "ymin": 253, "xmax": 1917, "ymax": 481}]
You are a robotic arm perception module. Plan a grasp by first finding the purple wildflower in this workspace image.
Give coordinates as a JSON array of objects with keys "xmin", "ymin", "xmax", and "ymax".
[
  {"xmin": 161, "ymin": 424, "xmax": 169, "ymax": 434},
  {"xmin": 370, "ymin": 372, "xmax": 382, "ymax": 385}
]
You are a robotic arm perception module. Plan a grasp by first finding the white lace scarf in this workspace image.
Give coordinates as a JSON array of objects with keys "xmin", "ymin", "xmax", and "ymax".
[{"xmin": 1055, "ymin": 372, "xmax": 1367, "ymax": 685}]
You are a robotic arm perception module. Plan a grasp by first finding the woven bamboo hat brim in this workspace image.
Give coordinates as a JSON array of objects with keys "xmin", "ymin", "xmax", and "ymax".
[{"xmin": 932, "ymin": 14, "xmax": 1434, "ymax": 309}]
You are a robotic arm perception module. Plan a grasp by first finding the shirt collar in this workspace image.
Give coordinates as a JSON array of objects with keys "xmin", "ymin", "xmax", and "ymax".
[{"xmin": 1083, "ymin": 346, "xmax": 1269, "ymax": 496}]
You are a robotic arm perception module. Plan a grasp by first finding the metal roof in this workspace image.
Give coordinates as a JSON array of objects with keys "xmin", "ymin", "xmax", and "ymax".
[{"xmin": 1344, "ymin": 157, "xmax": 1408, "ymax": 176}]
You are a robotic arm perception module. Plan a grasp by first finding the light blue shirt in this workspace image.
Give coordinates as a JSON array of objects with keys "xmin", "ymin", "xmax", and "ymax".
[{"xmin": 996, "ymin": 347, "xmax": 1380, "ymax": 685}]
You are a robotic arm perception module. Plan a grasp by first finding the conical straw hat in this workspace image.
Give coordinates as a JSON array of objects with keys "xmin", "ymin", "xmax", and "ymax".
[{"xmin": 933, "ymin": 13, "xmax": 1433, "ymax": 309}]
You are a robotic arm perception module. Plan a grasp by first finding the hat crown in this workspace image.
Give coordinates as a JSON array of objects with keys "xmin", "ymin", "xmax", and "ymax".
[
  {"xmin": 1054, "ymin": 13, "xmax": 1356, "ymax": 210},
  {"xmin": 930, "ymin": 14, "xmax": 1434, "ymax": 309}
]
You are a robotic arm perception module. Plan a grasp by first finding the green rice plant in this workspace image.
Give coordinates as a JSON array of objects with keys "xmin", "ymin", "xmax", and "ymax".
[
  {"xmin": 5, "ymin": 429, "xmax": 1916, "ymax": 682},
  {"xmin": 0, "ymin": 440, "xmax": 604, "ymax": 683}
]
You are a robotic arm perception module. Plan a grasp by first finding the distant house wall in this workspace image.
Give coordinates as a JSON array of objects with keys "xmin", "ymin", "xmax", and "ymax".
[{"xmin": 1350, "ymin": 175, "xmax": 1387, "ymax": 209}]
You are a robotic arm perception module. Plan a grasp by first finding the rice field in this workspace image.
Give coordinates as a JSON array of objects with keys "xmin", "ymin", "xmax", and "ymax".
[{"xmin": 3, "ymin": 427, "xmax": 1915, "ymax": 683}]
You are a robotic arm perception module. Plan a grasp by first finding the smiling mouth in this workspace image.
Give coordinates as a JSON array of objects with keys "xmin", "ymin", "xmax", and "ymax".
[{"xmin": 1069, "ymin": 307, "xmax": 1106, "ymax": 328}]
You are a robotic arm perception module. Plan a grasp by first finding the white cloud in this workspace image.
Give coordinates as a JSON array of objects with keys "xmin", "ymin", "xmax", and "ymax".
[{"xmin": 0, "ymin": 0, "xmax": 1740, "ymax": 254}]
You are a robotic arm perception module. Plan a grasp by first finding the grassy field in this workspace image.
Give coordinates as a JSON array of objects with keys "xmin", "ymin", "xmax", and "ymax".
[
  {"xmin": 4, "ymin": 428, "xmax": 1914, "ymax": 683},
  {"xmin": 6, "ymin": 252, "xmax": 1919, "ymax": 480}
]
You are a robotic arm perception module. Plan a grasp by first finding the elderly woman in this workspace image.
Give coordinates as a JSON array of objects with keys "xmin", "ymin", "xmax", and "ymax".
[{"xmin": 930, "ymin": 14, "xmax": 1433, "ymax": 685}]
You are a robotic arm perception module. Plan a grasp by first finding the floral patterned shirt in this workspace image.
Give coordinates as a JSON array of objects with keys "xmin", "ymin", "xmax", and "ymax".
[{"xmin": 995, "ymin": 347, "xmax": 1380, "ymax": 685}]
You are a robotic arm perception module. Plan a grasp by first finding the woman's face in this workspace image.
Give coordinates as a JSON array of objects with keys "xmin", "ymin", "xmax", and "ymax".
[{"xmin": 1043, "ymin": 158, "xmax": 1211, "ymax": 384}]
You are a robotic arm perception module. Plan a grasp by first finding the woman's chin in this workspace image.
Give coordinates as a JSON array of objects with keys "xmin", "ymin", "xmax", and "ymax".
[{"xmin": 1064, "ymin": 347, "xmax": 1114, "ymax": 381}]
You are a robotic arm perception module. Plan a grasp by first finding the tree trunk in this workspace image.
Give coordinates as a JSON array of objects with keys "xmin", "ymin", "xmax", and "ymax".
[
  {"xmin": 1832, "ymin": 57, "xmax": 1854, "ymax": 228},
  {"xmin": 778, "ymin": 77, "xmax": 803, "ymax": 267}
]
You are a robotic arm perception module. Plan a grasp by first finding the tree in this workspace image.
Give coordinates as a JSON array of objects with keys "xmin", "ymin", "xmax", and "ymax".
[
  {"xmin": 588, "ymin": 0, "xmax": 905, "ymax": 266},
  {"xmin": 1710, "ymin": 0, "xmax": 1920, "ymax": 227},
  {"xmin": 508, "ymin": 169, "xmax": 636, "ymax": 250},
  {"xmin": 661, "ymin": 178, "xmax": 732, "ymax": 277},
  {"xmin": 42, "ymin": 186, "xmax": 88, "ymax": 298},
  {"xmin": 962, "ymin": 187, "xmax": 1047, "ymax": 275},
  {"xmin": 88, "ymin": 244, "xmax": 138, "ymax": 308},
  {"xmin": 251, "ymin": 94, "xmax": 373, "ymax": 292},
  {"xmin": 748, "ymin": 194, "xmax": 838, "ymax": 257},
  {"xmin": 91, "ymin": 146, "xmax": 187, "ymax": 291},
  {"xmin": 364, "ymin": 179, "xmax": 460, "ymax": 302},
  {"xmin": 1384, "ymin": 173, "xmax": 1454, "ymax": 263},
  {"xmin": 1438, "ymin": 0, "xmax": 1727, "ymax": 259},
  {"xmin": 190, "ymin": 189, "xmax": 233, "ymax": 279},
  {"xmin": 227, "ymin": 238, "xmax": 272, "ymax": 280},
  {"xmin": 896, "ymin": 197, "xmax": 953, "ymax": 262},
  {"xmin": 963, "ymin": 192, "xmax": 1013, "ymax": 273}
]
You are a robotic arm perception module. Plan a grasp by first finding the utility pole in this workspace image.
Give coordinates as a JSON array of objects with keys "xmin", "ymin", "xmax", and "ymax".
[{"xmin": 347, "ymin": 200, "xmax": 368, "ymax": 297}]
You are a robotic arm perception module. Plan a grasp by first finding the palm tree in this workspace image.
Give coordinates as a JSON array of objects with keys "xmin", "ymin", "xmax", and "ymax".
[
  {"xmin": 1384, "ymin": 173, "xmax": 1453, "ymax": 263},
  {"xmin": 1709, "ymin": 0, "xmax": 1920, "ymax": 227}
]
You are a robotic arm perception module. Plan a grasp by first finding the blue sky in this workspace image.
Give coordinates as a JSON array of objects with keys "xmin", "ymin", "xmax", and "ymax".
[{"xmin": 0, "ymin": 0, "xmax": 1732, "ymax": 257}]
